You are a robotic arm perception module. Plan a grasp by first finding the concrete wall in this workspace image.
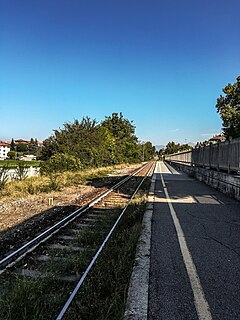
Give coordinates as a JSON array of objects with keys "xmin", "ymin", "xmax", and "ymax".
[
  {"xmin": 166, "ymin": 161, "xmax": 240, "ymax": 201},
  {"xmin": 3, "ymin": 167, "xmax": 40, "ymax": 181}
]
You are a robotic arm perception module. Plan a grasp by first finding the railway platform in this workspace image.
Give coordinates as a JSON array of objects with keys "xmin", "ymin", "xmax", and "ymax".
[{"xmin": 125, "ymin": 161, "xmax": 240, "ymax": 320}]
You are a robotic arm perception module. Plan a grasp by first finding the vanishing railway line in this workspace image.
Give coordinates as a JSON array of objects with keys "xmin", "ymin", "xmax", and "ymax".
[{"xmin": 0, "ymin": 161, "xmax": 155, "ymax": 320}]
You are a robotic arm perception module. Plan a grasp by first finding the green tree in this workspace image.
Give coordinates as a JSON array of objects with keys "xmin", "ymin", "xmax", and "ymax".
[
  {"xmin": 40, "ymin": 137, "xmax": 58, "ymax": 160},
  {"xmin": 40, "ymin": 114, "xmax": 143, "ymax": 166},
  {"xmin": 28, "ymin": 138, "xmax": 38, "ymax": 154},
  {"xmin": 179, "ymin": 144, "xmax": 192, "ymax": 152},
  {"xmin": 10, "ymin": 138, "xmax": 15, "ymax": 151},
  {"xmin": 102, "ymin": 112, "xmax": 139, "ymax": 163},
  {"xmin": 7, "ymin": 151, "xmax": 16, "ymax": 159},
  {"xmin": 142, "ymin": 141, "xmax": 155, "ymax": 161},
  {"xmin": 164, "ymin": 141, "xmax": 191, "ymax": 155},
  {"xmin": 41, "ymin": 153, "xmax": 82, "ymax": 175},
  {"xmin": 40, "ymin": 117, "xmax": 116, "ymax": 167},
  {"xmin": 164, "ymin": 141, "xmax": 181, "ymax": 155},
  {"xmin": 216, "ymin": 76, "xmax": 240, "ymax": 139},
  {"xmin": 16, "ymin": 143, "xmax": 28, "ymax": 153}
]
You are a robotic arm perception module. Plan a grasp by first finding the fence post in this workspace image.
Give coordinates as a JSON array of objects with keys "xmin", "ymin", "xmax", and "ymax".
[
  {"xmin": 227, "ymin": 139, "xmax": 231, "ymax": 174},
  {"xmin": 238, "ymin": 138, "xmax": 240, "ymax": 173},
  {"xmin": 209, "ymin": 143, "xmax": 211, "ymax": 169}
]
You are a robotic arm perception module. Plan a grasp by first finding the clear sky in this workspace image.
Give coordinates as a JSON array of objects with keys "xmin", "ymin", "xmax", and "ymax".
[{"xmin": 0, "ymin": 0, "xmax": 240, "ymax": 146}]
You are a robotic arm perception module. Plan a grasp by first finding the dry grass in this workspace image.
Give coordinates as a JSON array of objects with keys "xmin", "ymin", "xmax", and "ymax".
[
  {"xmin": 0, "ymin": 163, "xmax": 135, "ymax": 203},
  {"xmin": 0, "ymin": 163, "xmax": 141, "ymax": 235}
]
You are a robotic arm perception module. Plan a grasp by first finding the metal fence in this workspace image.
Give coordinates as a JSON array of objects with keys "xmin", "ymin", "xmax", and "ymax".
[{"xmin": 165, "ymin": 137, "xmax": 240, "ymax": 173}]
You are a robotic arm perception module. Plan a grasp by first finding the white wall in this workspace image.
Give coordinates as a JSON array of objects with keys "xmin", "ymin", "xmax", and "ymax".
[{"xmin": 0, "ymin": 145, "xmax": 10, "ymax": 159}]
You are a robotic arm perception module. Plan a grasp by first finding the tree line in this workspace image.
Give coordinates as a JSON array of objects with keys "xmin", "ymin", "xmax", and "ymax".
[{"xmin": 40, "ymin": 113, "xmax": 155, "ymax": 170}]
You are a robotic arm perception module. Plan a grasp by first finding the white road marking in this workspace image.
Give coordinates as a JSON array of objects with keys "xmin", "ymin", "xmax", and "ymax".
[
  {"xmin": 164, "ymin": 161, "xmax": 181, "ymax": 174},
  {"xmin": 159, "ymin": 162, "xmax": 172, "ymax": 174},
  {"xmin": 158, "ymin": 162, "xmax": 212, "ymax": 320}
]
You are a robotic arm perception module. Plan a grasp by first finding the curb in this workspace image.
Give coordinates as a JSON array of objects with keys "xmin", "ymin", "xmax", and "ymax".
[{"xmin": 123, "ymin": 170, "xmax": 156, "ymax": 319}]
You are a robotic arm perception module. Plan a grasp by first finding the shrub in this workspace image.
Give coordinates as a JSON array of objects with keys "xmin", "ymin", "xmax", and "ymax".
[
  {"xmin": 14, "ymin": 162, "xmax": 28, "ymax": 181},
  {"xmin": 0, "ymin": 166, "xmax": 9, "ymax": 190},
  {"xmin": 40, "ymin": 154, "xmax": 82, "ymax": 175},
  {"xmin": 7, "ymin": 151, "xmax": 16, "ymax": 160}
]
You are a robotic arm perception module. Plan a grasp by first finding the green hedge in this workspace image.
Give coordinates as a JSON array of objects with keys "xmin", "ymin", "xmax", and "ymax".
[{"xmin": 0, "ymin": 160, "xmax": 41, "ymax": 168}]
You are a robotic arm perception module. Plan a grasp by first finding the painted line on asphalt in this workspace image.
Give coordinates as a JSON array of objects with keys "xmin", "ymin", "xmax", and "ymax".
[
  {"xmin": 159, "ymin": 161, "xmax": 212, "ymax": 320},
  {"xmin": 164, "ymin": 161, "xmax": 180, "ymax": 175}
]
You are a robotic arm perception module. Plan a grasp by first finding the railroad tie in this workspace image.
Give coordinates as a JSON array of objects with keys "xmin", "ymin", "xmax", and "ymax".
[
  {"xmin": 57, "ymin": 235, "xmax": 77, "ymax": 241},
  {"xmin": 36, "ymin": 255, "xmax": 67, "ymax": 262},
  {"xmin": 15, "ymin": 268, "xmax": 79, "ymax": 282},
  {"xmin": 48, "ymin": 243, "xmax": 85, "ymax": 252},
  {"xmin": 75, "ymin": 223, "xmax": 94, "ymax": 228}
]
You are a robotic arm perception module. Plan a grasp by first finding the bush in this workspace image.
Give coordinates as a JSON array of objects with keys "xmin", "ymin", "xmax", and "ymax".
[
  {"xmin": 0, "ymin": 166, "xmax": 9, "ymax": 190},
  {"xmin": 40, "ymin": 153, "xmax": 82, "ymax": 175},
  {"xmin": 7, "ymin": 151, "xmax": 16, "ymax": 160},
  {"xmin": 14, "ymin": 163, "xmax": 28, "ymax": 181}
]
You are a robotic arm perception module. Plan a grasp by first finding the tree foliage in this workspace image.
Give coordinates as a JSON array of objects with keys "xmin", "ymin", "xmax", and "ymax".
[
  {"xmin": 164, "ymin": 141, "xmax": 192, "ymax": 155},
  {"xmin": 41, "ymin": 153, "xmax": 82, "ymax": 175},
  {"xmin": 41, "ymin": 117, "xmax": 115, "ymax": 167},
  {"xmin": 40, "ymin": 113, "xmax": 154, "ymax": 168},
  {"xmin": 216, "ymin": 76, "xmax": 240, "ymax": 139},
  {"xmin": 142, "ymin": 141, "xmax": 156, "ymax": 161},
  {"xmin": 7, "ymin": 151, "xmax": 16, "ymax": 160},
  {"xmin": 16, "ymin": 143, "xmax": 28, "ymax": 153},
  {"xmin": 10, "ymin": 139, "xmax": 15, "ymax": 151},
  {"xmin": 28, "ymin": 138, "xmax": 38, "ymax": 154},
  {"xmin": 101, "ymin": 112, "xmax": 139, "ymax": 163}
]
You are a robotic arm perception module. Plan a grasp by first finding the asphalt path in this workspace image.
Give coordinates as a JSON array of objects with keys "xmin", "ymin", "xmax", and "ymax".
[{"xmin": 148, "ymin": 161, "xmax": 240, "ymax": 320}]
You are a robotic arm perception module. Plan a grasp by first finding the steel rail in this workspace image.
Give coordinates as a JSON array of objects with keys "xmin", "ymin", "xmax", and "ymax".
[
  {"xmin": 56, "ymin": 161, "xmax": 155, "ymax": 320},
  {"xmin": 0, "ymin": 162, "xmax": 151, "ymax": 274}
]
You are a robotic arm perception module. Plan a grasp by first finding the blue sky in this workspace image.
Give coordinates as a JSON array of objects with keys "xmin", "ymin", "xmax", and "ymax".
[{"xmin": 0, "ymin": 0, "xmax": 240, "ymax": 146}]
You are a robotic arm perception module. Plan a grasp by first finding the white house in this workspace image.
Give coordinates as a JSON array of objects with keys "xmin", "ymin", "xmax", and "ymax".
[{"xmin": 0, "ymin": 142, "xmax": 10, "ymax": 160}]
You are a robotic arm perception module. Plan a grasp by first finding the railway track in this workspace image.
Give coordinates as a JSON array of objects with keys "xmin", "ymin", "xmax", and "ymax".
[{"xmin": 0, "ymin": 161, "xmax": 155, "ymax": 320}]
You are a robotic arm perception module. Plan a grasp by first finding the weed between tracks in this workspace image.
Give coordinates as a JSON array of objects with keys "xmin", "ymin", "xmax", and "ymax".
[
  {"xmin": 64, "ymin": 179, "xmax": 150, "ymax": 320},
  {"xmin": 64, "ymin": 204, "xmax": 147, "ymax": 320},
  {"xmin": 0, "ymin": 178, "xmax": 150, "ymax": 320}
]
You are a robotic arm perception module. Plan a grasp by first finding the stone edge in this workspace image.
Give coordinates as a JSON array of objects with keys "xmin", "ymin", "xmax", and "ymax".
[{"xmin": 123, "ymin": 168, "xmax": 156, "ymax": 320}]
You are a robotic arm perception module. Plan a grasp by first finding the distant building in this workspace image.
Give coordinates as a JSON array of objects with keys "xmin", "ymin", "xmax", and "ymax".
[
  {"xmin": 18, "ymin": 155, "xmax": 37, "ymax": 161},
  {"xmin": 37, "ymin": 141, "xmax": 43, "ymax": 147},
  {"xmin": 15, "ymin": 139, "xmax": 29, "ymax": 145},
  {"xmin": 0, "ymin": 142, "xmax": 10, "ymax": 159},
  {"xmin": 209, "ymin": 134, "xmax": 226, "ymax": 144},
  {"xmin": 14, "ymin": 139, "xmax": 43, "ymax": 147}
]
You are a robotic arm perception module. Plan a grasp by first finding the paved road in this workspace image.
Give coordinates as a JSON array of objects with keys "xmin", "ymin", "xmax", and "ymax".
[{"xmin": 149, "ymin": 162, "xmax": 240, "ymax": 320}]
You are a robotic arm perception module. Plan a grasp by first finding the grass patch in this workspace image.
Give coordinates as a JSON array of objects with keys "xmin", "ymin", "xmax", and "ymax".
[
  {"xmin": 43, "ymin": 250, "xmax": 94, "ymax": 276},
  {"xmin": 0, "ymin": 275, "xmax": 66, "ymax": 320},
  {"xmin": 74, "ymin": 212, "xmax": 117, "ymax": 247},
  {"xmin": 0, "ymin": 163, "xmax": 135, "ymax": 201},
  {"xmin": 64, "ymin": 198, "xmax": 149, "ymax": 319},
  {"xmin": 0, "ymin": 160, "xmax": 40, "ymax": 168}
]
